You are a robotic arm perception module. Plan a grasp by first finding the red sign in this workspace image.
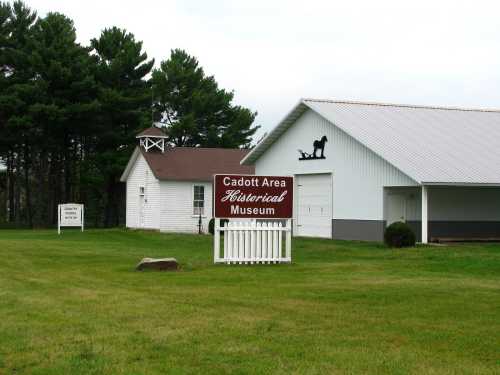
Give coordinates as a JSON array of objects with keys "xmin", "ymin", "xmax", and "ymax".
[{"xmin": 214, "ymin": 174, "xmax": 293, "ymax": 219}]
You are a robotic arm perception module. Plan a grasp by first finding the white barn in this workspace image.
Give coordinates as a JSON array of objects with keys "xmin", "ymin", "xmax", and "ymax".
[
  {"xmin": 120, "ymin": 127, "xmax": 254, "ymax": 233},
  {"xmin": 241, "ymin": 99, "xmax": 500, "ymax": 243}
]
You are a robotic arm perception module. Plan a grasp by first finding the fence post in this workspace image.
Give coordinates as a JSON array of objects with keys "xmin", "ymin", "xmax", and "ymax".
[
  {"xmin": 272, "ymin": 222, "xmax": 278, "ymax": 263},
  {"xmin": 244, "ymin": 222, "xmax": 250, "ymax": 262},
  {"xmin": 256, "ymin": 222, "xmax": 261, "ymax": 263},
  {"xmin": 222, "ymin": 223, "xmax": 229, "ymax": 261},
  {"xmin": 262, "ymin": 222, "xmax": 268, "ymax": 262},
  {"xmin": 267, "ymin": 222, "xmax": 273, "ymax": 263},
  {"xmin": 250, "ymin": 222, "xmax": 256, "ymax": 264},
  {"xmin": 238, "ymin": 222, "xmax": 244, "ymax": 264},
  {"xmin": 214, "ymin": 218, "xmax": 220, "ymax": 263},
  {"xmin": 278, "ymin": 222, "xmax": 283, "ymax": 260},
  {"xmin": 233, "ymin": 222, "xmax": 239, "ymax": 263},
  {"xmin": 286, "ymin": 219, "xmax": 292, "ymax": 262},
  {"xmin": 228, "ymin": 221, "xmax": 234, "ymax": 264}
]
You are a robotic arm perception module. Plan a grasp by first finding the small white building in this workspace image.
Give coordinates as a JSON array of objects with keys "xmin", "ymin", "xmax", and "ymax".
[
  {"xmin": 120, "ymin": 127, "xmax": 254, "ymax": 233},
  {"xmin": 241, "ymin": 99, "xmax": 500, "ymax": 243}
]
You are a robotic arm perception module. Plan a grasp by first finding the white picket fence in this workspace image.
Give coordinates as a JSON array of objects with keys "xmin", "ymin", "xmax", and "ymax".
[{"xmin": 213, "ymin": 219, "xmax": 292, "ymax": 264}]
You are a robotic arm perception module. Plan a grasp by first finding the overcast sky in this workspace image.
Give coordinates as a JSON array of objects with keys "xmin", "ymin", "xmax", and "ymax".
[{"xmin": 29, "ymin": 0, "xmax": 500, "ymax": 138}]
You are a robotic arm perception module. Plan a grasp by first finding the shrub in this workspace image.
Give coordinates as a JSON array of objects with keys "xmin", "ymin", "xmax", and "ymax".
[
  {"xmin": 384, "ymin": 221, "xmax": 416, "ymax": 248},
  {"xmin": 208, "ymin": 218, "xmax": 229, "ymax": 235}
]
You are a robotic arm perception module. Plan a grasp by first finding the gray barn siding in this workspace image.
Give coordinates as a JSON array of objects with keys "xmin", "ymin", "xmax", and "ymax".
[{"xmin": 386, "ymin": 186, "xmax": 500, "ymax": 240}]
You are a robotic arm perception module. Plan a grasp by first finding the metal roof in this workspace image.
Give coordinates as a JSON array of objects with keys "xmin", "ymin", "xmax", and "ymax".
[{"xmin": 241, "ymin": 99, "xmax": 500, "ymax": 185}]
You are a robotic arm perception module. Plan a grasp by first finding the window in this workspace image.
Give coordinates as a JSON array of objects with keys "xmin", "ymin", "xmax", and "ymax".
[
  {"xmin": 193, "ymin": 185, "xmax": 205, "ymax": 215},
  {"xmin": 139, "ymin": 186, "xmax": 145, "ymax": 196}
]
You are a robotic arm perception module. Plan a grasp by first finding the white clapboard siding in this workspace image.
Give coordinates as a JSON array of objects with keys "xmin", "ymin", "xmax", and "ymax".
[
  {"xmin": 126, "ymin": 153, "xmax": 161, "ymax": 230},
  {"xmin": 216, "ymin": 220, "xmax": 291, "ymax": 264},
  {"xmin": 159, "ymin": 181, "xmax": 212, "ymax": 233},
  {"xmin": 254, "ymin": 109, "xmax": 418, "ymax": 226}
]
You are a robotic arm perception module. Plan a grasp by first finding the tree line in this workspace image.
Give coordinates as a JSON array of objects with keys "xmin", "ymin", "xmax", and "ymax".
[{"xmin": 0, "ymin": 1, "xmax": 259, "ymax": 228}]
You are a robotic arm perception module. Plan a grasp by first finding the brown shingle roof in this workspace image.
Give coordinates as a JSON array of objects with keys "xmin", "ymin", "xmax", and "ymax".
[
  {"xmin": 140, "ymin": 147, "xmax": 254, "ymax": 181},
  {"xmin": 136, "ymin": 127, "xmax": 167, "ymax": 137}
]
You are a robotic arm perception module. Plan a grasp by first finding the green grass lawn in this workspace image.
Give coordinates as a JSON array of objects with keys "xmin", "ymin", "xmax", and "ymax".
[{"xmin": 0, "ymin": 229, "xmax": 499, "ymax": 375}]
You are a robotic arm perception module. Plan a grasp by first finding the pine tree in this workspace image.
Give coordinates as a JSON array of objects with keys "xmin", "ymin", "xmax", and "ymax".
[
  {"xmin": 29, "ymin": 12, "xmax": 99, "ymax": 224},
  {"xmin": 152, "ymin": 49, "xmax": 259, "ymax": 148},
  {"xmin": 0, "ymin": 1, "xmax": 13, "ymax": 152},
  {"xmin": 0, "ymin": 0, "xmax": 38, "ymax": 226},
  {"xmin": 0, "ymin": 2, "xmax": 12, "ymax": 224},
  {"xmin": 91, "ymin": 27, "xmax": 154, "ymax": 226},
  {"xmin": 0, "ymin": 2, "xmax": 259, "ymax": 228}
]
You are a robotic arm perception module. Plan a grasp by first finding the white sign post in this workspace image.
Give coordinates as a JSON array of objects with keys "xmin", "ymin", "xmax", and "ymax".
[{"xmin": 58, "ymin": 203, "xmax": 84, "ymax": 234}]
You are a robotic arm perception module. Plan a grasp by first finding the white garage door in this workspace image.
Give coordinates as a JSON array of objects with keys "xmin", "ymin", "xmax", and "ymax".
[{"xmin": 296, "ymin": 174, "xmax": 332, "ymax": 238}]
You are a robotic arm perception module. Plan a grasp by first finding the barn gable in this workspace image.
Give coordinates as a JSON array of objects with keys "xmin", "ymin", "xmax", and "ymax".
[
  {"xmin": 243, "ymin": 99, "xmax": 500, "ymax": 185},
  {"xmin": 251, "ymin": 108, "xmax": 417, "ymax": 240}
]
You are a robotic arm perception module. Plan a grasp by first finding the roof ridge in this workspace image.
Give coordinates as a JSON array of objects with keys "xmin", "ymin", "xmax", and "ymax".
[
  {"xmin": 136, "ymin": 145, "xmax": 254, "ymax": 181},
  {"xmin": 169, "ymin": 147, "xmax": 248, "ymax": 151},
  {"xmin": 302, "ymin": 98, "xmax": 500, "ymax": 113},
  {"xmin": 136, "ymin": 126, "xmax": 168, "ymax": 137}
]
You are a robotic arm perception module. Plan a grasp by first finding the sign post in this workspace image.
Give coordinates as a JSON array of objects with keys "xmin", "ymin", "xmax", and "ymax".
[
  {"xmin": 213, "ymin": 174, "xmax": 293, "ymax": 264},
  {"xmin": 58, "ymin": 203, "xmax": 84, "ymax": 234}
]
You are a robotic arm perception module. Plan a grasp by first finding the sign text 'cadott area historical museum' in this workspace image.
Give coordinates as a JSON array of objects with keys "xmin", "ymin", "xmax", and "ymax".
[{"xmin": 214, "ymin": 175, "xmax": 293, "ymax": 219}]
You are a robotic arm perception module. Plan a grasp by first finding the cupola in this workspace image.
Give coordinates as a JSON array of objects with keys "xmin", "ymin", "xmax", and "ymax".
[{"xmin": 136, "ymin": 126, "xmax": 167, "ymax": 152}]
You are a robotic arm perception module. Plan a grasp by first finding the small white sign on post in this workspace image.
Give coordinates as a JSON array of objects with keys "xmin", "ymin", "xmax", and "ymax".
[{"xmin": 58, "ymin": 203, "xmax": 84, "ymax": 234}]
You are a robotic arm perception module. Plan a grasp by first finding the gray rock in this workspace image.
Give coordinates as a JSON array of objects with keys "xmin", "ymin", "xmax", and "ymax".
[{"xmin": 136, "ymin": 257, "xmax": 179, "ymax": 271}]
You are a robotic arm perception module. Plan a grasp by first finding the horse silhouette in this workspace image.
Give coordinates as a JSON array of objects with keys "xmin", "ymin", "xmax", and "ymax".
[
  {"xmin": 313, "ymin": 135, "xmax": 328, "ymax": 158},
  {"xmin": 297, "ymin": 135, "xmax": 328, "ymax": 160}
]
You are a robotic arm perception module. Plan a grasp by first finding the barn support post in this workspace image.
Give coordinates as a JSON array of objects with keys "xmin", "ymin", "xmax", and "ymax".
[{"xmin": 421, "ymin": 185, "xmax": 428, "ymax": 244}]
